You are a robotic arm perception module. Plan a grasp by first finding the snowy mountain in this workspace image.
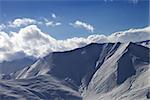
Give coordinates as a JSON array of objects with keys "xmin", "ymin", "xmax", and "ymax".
[
  {"xmin": 83, "ymin": 42, "xmax": 150, "ymax": 100},
  {"xmin": 0, "ymin": 42, "xmax": 149, "ymax": 100}
]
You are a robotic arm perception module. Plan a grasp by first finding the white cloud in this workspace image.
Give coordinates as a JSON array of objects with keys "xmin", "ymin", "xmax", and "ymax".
[
  {"xmin": 0, "ymin": 31, "xmax": 17, "ymax": 62},
  {"xmin": 40, "ymin": 17, "xmax": 61, "ymax": 27},
  {"xmin": 51, "ymin": 13, "xmax": 57, "ymax": 19},
  {"xmin": 8, "ymin": 18, "xmax": 37, "ymax": 27},
  {"xmin": 70, "ymin": 20, "xmax": 94, "ymax": 33},
  {"xmin": 46, "ymin": 21, "xmax": 61, "ymax": 27},
  {"xmin": 0, "ymin": 25, "xmax": 149, "ymax": 62},
  {"xmin": 10, "ymin": 25, "xmax": 57, "ymax": 57},
  {"xmin": 87, "ymin": 35, "xmax": 108, "ymax": 43},
  {"xmin": 8, "ymin": 17, "xmax": 62, "ymax": 28}
]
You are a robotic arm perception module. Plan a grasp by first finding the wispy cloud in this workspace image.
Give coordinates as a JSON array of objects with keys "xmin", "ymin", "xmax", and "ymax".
[
  {"xmin": 70, "ymin": 20, "xmax": 94, "ymax": 33},
  {"xmin": 46, "ymin": 21, "xmax": 61, "ymax": 27},
  {"xmin": 7, "ymin": 17, "xmax": 61, "ymax": 28},
  {"xmin": 40, "ymin": 16, "xmax": 61, "ymax": 27}
]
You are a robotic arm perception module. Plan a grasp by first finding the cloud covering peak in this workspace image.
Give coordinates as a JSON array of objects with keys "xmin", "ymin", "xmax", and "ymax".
[{"xmin": 0, "ymin": 25, "xmax": 149, "ymax": 62}]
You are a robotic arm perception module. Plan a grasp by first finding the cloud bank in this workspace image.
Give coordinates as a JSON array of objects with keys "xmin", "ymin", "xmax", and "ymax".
[{"xmin": 0, "ymin": 25, "xmax": 149, "ymax": 62}]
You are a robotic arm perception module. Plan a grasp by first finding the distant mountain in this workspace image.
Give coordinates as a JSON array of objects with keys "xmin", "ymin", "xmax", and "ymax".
[
  {"xmin": 0, "ymin": 57, "xmax": 36, "ymax": 75},
  {"xmin": 0, "ymin": 42, "xmax": 149, "ymax": 100}
]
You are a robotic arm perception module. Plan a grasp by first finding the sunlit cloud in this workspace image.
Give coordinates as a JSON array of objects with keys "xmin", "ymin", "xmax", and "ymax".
[{"xmin": 0, "ymin": 25, "xmax": 149, "ymax": 62}]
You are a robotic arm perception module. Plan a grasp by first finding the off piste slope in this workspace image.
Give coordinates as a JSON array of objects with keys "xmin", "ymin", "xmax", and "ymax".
[{"xmin": 0, "ymin": 42, "xmax": 149, "ymax": 100}]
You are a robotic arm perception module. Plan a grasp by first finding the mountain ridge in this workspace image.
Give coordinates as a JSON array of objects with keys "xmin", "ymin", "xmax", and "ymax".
[{"xmin": 0, "ymin": 41, "xmax": 149, "ymax": 100}]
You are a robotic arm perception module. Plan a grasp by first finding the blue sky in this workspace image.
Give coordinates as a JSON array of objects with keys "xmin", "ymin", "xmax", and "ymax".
[{"xmin": 0, "ymin": 0, "xmax": 149, "ymax": 39}]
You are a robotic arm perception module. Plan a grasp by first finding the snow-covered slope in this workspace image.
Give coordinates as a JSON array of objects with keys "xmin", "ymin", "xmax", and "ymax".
[
  {"xmin": 83, "ymin": 43, "xmax": 150, "ymax": 100},
  {"xmin": 0, "ymin": 75, "xmax": 82, "ymax": 100},
  {"xmin": 16, "ymin": 43, "xmax": 120, "ymax": 88},
  {"xmin": 0, "ymin": 42, "xmax": 149, "ymax": 100}
]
